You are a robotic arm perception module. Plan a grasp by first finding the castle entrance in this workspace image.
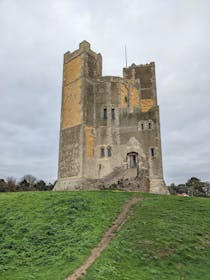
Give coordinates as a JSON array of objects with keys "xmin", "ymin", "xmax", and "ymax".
[{"xmin": 127, "ymin": 152, "xmax": 138, "ymax": 168}]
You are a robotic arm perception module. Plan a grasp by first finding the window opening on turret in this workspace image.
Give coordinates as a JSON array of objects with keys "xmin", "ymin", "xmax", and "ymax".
[
  {"xmin": 151, "ymin": 148, "xmax": 155, "ymax": 157},
  {"xmin": 111, "ymin": 108, "xmax": 115, "ymax": 120},
  {"xmin": 100, "ymin": 147, "xmax": 105, "ymax": 158},
  {"xmin": 148, "ymin": 120, "xmax": 154, "ymax": 129},
  {"xmin": 107, "ymin": 146, "xmax": 112, "ymax": 157},
  {"xmin": 141, "ymin": 123, "xmax": 144, "ymax": 130},
  {"xmin": 103, "ymin": 107, "xmax": 107, "ymax": 119}
]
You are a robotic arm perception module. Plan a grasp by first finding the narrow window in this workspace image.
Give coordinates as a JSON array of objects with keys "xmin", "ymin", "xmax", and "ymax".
[
  {"xmin": 141, "ymin": 123, "xmax": 144, "ymax": 130},
  {"xmin": 107, "ymin": 146, "xmax": 112, "ymax": 157},
  {"xmin": 103, "ymin": 108, "xmax": 107, "ymax": 119},
  {"xmin": 100, "ymin": 147, "xmax": 105, "ymax": 158},
  {"xmin": 124, "ymin": 96, "xmax": 128, "ymax": 103},
  {"xmin": 151, "ymin": 148, "xmax": 155, "ymax": 157},
  {"xmin": 148, "ymin": 122, "xmax": 152, "ymax": 129},
  {"xmin": 111, "ymin": 108, "xmax": 115, "ymax": 120}
]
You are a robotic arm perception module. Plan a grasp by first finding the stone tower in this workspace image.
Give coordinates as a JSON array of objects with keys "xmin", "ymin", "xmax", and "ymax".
[{"xmin": 54, "ymin": 41, "xmax": 168, "ymax": 194}]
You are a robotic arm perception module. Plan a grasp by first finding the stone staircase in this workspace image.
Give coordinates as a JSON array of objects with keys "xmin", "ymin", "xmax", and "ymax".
[
  {"xmin": 55, "ymin": 166, "xmax": 150, "ymax": 192},
  {"xmin": 98, "ymin": 166, "xmax": 149, "ymax": 192},
  {"xmin": 99, "ymin": 166, "xmax": 135, "ymax": 185}
]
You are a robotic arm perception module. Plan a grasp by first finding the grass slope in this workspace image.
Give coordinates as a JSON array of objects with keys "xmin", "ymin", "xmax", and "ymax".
[
  {"xmin": 82, "ymin": 194, "xmax": 210, "ymax": 280},
  {"xmin": 0, "ymin": 191, "xmax": 132, "ymax": 280}
]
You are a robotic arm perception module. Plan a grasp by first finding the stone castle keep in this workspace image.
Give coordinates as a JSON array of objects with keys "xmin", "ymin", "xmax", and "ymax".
[{"xmin": 54, "ymin": 41, "xmax": 168, "ymax": 194}]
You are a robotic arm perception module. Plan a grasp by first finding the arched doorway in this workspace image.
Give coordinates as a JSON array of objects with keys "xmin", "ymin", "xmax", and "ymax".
[{"xmin": 127, "ymin": 152, "xmax": 138, "ymax": 168}]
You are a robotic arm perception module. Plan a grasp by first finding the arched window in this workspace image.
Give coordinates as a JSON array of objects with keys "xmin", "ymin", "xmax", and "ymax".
[
  {"xmin": 148, "ymin": 120, "xmax": 153, "ymax": 130},
  {"xmin": 127, "ymin": 152, "xmax": 138, "ymax": 168},
  {"xmin": 103, "ymin": 107, "xmax": 107, "ymax": 119},
  {"xmin": 138, "ymin": 121, "xmax": 144, "ymax": 131},
  {"xmin": 138, "ymin": 120, "xmax": 153, "ymax": 131},
  {"xmin": 107, "ymin": 146, "xmax": 112, "ymax": 157},
  {"xmin": 100, "ymin": 147, "xmax": 105, "ymax": 158},
  {"xmin": 111, "ymin": 108, "xmax": 115, "ymax": 120}
]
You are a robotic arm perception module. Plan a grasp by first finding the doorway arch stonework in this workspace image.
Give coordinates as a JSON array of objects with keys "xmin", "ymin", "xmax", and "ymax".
[
  {"xmin": 127, "ymin": 152, "xmax": 139, "ymax": 168},
  {"xmin": 124, "ymin": 137, "xmax": 147, "ymax": 169}
]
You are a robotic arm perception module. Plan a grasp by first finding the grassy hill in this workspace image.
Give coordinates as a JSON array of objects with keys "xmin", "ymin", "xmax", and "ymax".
[
  {"xmin": 82, "ymin": 194, "xmax": 210, "ymax": 280},
  {"xmin": 0, "ymin": 191, "xmax": 210, "ymax": 280}
]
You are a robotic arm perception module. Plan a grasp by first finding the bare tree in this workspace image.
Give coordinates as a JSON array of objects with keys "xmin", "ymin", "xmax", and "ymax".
[
  {"xmin": 0, "ymin": 179, "xmax": 8, "ymax": 192},
  {"xmin": 6, "ymin": 177, "xmax": 17, "ymax": 192},
  {"xmin": 21, "ymin": 174, "xmax": 36, "ymax": 189}
]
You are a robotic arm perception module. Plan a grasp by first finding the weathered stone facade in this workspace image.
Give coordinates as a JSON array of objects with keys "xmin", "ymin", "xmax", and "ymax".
[{"xmin": 54, "ymin": 41, "xmax": 168, "ymax": 194}]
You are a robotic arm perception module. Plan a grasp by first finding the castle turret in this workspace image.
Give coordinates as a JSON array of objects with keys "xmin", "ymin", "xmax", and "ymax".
[{"xmin": 54, "ymin": 41, "xmax": 168, "ymax": 194}]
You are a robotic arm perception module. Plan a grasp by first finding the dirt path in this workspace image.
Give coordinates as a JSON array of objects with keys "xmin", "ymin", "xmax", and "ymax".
[{"xmin": 66, "ymin": 197, "xmax": 141, "ymax": 280}]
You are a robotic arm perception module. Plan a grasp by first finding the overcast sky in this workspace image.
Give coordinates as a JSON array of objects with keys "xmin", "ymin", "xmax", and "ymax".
[{"xmin": 0, "ymin": 0, "xmax": 210, "ymax": 184}]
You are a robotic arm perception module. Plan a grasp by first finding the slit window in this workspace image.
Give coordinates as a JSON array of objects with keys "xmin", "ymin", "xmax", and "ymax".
[
  {"xmin": 141, "ymin": 123, "xmax": 144, "ymax": 130},
  {"xmin": 111, "ymin": 108, "xmax": 115, "ymax": 120},
  {"xmin": 107, "ymin": 146, "xmax": 112, "ymax": 157},
  {"xmin": 103, "ymin": 108, "xmax": 107, "ymax": 119},
  {"xmin": 100, "ymin": 147, "xmax": 105, "ymax": 158},
  {"xmin": 151, "ymin": 148, "xmax": 155, "ymax": 157},
  {"xmin": 148, "ymin": 122, "xmax": 152, "ymax": 129}
]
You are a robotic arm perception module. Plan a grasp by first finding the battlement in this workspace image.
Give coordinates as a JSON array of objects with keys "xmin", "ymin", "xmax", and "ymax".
[{"xmin": 64, "ymin": 41, "xmax": 102, "ymax": 65}]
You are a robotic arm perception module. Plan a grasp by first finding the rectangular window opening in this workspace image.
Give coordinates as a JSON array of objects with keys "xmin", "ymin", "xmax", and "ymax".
[
  {"xmin": 111, "ymin": 108, "xmax": 115, "ymax": 120},
  {"xmin": 100, "ymin": 147, "xmax": 105, "ymax": 158},
  {"xmin": 107, "ymin": 147, "xmax": 112, "ymax": 157},
  {"xmin": 103, "ymin": 108, "xmax": 107, "ymax": 119}
]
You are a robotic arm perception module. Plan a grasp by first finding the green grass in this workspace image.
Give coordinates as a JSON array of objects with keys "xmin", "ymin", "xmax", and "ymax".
[
  {"xmin": 0, "ymin": 191, "xmax": 132, "ymax": 280},
  {"xmin": 82, "ymin": 194, "xmax": 210, "ymax": 280},
  {"xmin": 1, "ymin": 192, "xmax": 210, "ymax": 280}
]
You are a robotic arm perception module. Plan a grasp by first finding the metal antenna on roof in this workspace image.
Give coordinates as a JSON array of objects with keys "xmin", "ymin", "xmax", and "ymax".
[{"xmin": 125, "ymin": 44, "xmax": 128, "ymax": 68}]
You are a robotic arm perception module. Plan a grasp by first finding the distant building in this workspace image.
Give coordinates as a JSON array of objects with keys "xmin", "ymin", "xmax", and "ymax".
[{"xmin": 54, "ymin": 41, "xmax": 168, "ymax": 194}]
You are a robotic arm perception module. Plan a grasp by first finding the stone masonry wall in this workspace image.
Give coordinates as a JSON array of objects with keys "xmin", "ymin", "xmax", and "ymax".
[{"xmin": 55, "ymin": 41, "xmax": 168, "ymax": 194}]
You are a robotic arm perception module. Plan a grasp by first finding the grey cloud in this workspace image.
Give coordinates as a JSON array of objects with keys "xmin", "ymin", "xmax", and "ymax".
[{"xmin": 0, "ymin": 0, "xmax": 210, "ymax": 184}]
